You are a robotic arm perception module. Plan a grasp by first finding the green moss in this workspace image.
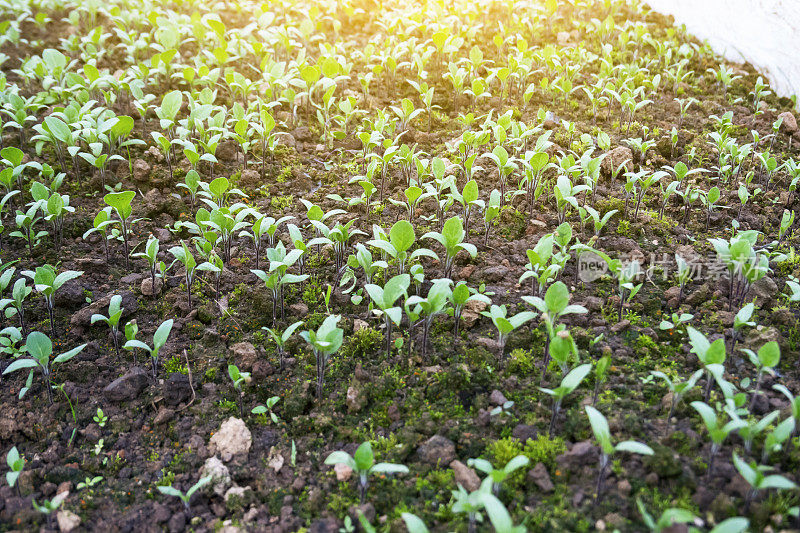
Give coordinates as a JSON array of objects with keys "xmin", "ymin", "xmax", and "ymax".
[{"xmin": 488, "ymin": 435, "xmax": 566, "ymax": 472}]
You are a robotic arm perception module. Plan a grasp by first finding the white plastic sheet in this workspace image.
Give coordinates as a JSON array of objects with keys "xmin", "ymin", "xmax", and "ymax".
[{"xmin": 646, "ymin": 0, "xmax": 800, "ymax": 100}]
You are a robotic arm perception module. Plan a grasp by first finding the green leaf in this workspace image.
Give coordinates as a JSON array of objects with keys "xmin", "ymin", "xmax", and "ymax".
[
  {"xmin": 53, "ymin": 343, "xmax": 86, "ymax": 364},
  {"xmin": 544, "ymin": 281, "xmax": 569, "ymax": 314},
  {"xmin": 324, "ymin": 450, "xmax": 355, "ymax": 469},
  {"xmin": 44, "ymin": 116, "xmax": 72, "ymax": 144},
  {"xmin": 401, "ymin": 513, "xmax": 429, "ymax": 533},
  {"xmin": 153, "ymin": 319, "xmax": 174, "ymax": 349},
  {"xmin": 389, "ymin": 220, "xmax": 415, "ymax": 253},
  {"xmin": 25, "ymin": 331, "xmax": 52, "ymax": 364},
  {"xmin": 614, "ymin": 440, "xmax": 653, "ymax": 456},
  {"xmin": 2, "ymin": 358, "xmax": 39, "ymax": 375},
  {"xmin": 758, "ymin": 341, "xmax": 780, "ymax": 368}
]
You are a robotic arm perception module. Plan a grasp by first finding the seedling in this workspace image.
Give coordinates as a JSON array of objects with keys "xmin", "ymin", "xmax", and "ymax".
[
  {"xmin": 227, "ymin": 363, "xmax": 251, "ymax": 417},
  {"xmin": 740, "ymin": 341, "xmax": 780, "ymax": 411},
  {"xmin": 157, "ymin": 475, "xmax": 211, "ymax": 513},
  {"xmin": 2, "ymin": 331, "xmax": 85, "ymax": 404},
  {"xmin": 422, "ymin": 215, "xmax": 477, "ymax": 279},
  {"xmin": 299, "ymin": 315, "xmax": 344, "ymax": 398},
  {"xmin": 324, "ymin": 441, "xmax": 408, "ymax": 503},
  {"xmin": 262, "ymin": 321, "xmax": 303, "ymax": 371},
  {"xmin": 123, "ymin": 319, "xmax": 173, "ymax": 378},
  {"xmin": 651, "ymin": 369, "xmax": 703, "ymax": 421},
  {"xmin": 690, "ymin": 401, "xmax": 745, "ymax": 478},
  {"xmin": 103, "ymin": 191, "xmax": 137, "ymax": 268},
  {"xmin": 91, "ymin": 294, "xmax": 124, "ymax": 357},
  {"xmin": 365, "ymin": 274, "xmax": 410, "ymax": 356},
  {"xmin": 585, "ymin": 405, "xmax": 653, "ymax": 500},
  {"xmin": 22, "ymin": 265, "xmax": 82, "ymax": 337},
  {"xmin": 32, "ymin": 492, "xmax": 67, "ymax": 529},
  {"xmin": 93, "ymin": 407, "xmax": 107, "ymax": 427},
  {"xmin": 251, "ymin": 396, "xmax": 281, "ymax": 424},
  {"xmin": 636, "ymin": 497, "xmax": 697, "ymax": 533},
  {"xmin": 539, "ymin": 363, "xmax": 591, "ymax": 437},
  {"xmin": 733, "ymin": 452, "xmax": 796, "ymax": 511},
  {"xmin": 6, "ymin": 446, "xmax": 24, "ymax": 491},
  {"xmin": 467, "ymin": 455, "xmax": 529, "ymax": 495},
  {"xmin": 480, "ymin": 304, "xmax": 536, "ymax": 362}
]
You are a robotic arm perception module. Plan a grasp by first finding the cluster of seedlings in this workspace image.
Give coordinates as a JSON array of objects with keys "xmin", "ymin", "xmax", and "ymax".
[{"xmin": 0, "ymin": 0, "xmax": 800, "ymax": 531}]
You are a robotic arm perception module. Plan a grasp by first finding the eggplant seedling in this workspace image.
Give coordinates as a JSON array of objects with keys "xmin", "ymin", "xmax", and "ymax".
[
  {"xmin": 480, "ymin": 304, "xmax": 536, "ymax": 362},
  {"xmin": 540, "ymin": 363, "xmax": 591, "ymax": 437},
  {"xmin": 123, "ymin": 319, "xmax": 173, "ymax": 378},
  {"xmin": 585, "ymin": 405, "xmax": 653, "ymax": 501},
  {"xmin": 299, "ymin": 315, "xmax": 343, "ymax": 399},
  {"xmin": 740, "ymin": 341, "xmax": 780, "ymax": 412},
  {"xmin": 90, "ymin": 294, "xmax": 124, "ymax": 358},
  {"xmin": 22, "ymin": 265, "xmax": 82, "ymax": 337},
  {"xmin": 324, "ymin": 441, "xmax": 408, "ymax": 503},
  {"xmin": 467, "ymin": 455, "xmax": 529, "ymax": 495},
  {"xmin": 262, "ymin": 321, "xmax": 303, "ymax": 371},
  {"xmin": 690, "ymin": 401, "xmax": 745, "ymax": 478},
  {"xmin": 6, "ymin": 446, "xmax": 24, "ymax": 492},
  {"xmin": 227, "ymin": 363, "xmax": 251, "ymax": 417},
  {"xmin": 157, "ymin": 475, "xmax": 211, "ymax": 513},
  {"xmin": 650, "ymin": 369, "xmax": 703, "ymax": 421},
  {"xmin": 733, "ymin": 452, "xmax": 796, "ymax": 511},
  {"xmin": 2, "ymin": 331, "xmax": 85, "ymax": 404}
]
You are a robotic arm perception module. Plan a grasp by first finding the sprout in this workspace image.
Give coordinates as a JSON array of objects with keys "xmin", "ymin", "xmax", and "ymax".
[
  {"xmin": 324, "ymin": 441, "xmax": 408, "ymax": 503},
  {"xmin": 157, "ymin": 475, "xmax": 211, "ymax": 513},
  {"xmin": 585, "ymin": 406, "xmax": 653, "ymax": 500}
]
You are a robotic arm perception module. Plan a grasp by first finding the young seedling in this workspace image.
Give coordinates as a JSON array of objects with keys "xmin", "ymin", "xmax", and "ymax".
[
  {"xmin": 539, "ymin": 363, "xmax": 592, "ymax": 437},
  {"xmin": 523, "ymin": 281, "xmax": 587, "ymax": 381},
  {"xmin": 673, "ymin": 254, "xmax": 692, "ymax": 306},
  {"xmin": 324, "ymin": 441, "xmax": 408, "ymax": 503},
  {"xmin": 453, "ymin": 477, "xmax": 526, "ymax": 533},
  {"xmin": 406, "ymin": 279, "xmax": 451, "ymax": 358},
  {"xmin": 251, "ymin": 396, "xmax": 281, "ymax": 424},
  {"xmin": 365, "ymin": 274, "xmax": 410, "ymax": 356},
  {"xmin": 585, "ymin": 405, "xmax": 653, "ymax": 501},
  {"xmin": 299, "ymin": 315, "xmax": 343, "ymax": 399},
  {"xmin": 32, "ymin": 492, "xmax": 68, "ymax": 529},
  {"xmin": 2, "ymin": 331, "xmax": 85, "ymax": 404},
  {"xmin": 483, "ymin": 189, "xmax": 501, "ymax": 245},
  {"xmin": 422, "ymin": 215, "xmax": 477, "ymax": 278},
  {"xmin": 690, "ymin": 401, "xmax": 745, "ymax": 478},
  {"xmin": 133, "ymin": 235, "xmax": 163, "ymax": 298},
  {"xmin": 761, "ymin": 416, "xmax": 795, "ymax": 463},
  {"xmin": 1, "ymin": 277, "xmax": 31, "ymax": 335},
  {"xmin": 658, "ymin": 312, "xmax": 693, "ymax": 335},
  {"xmin": 636, "ymin": 497, "xmax": 697, "ymax": 533},
  {"xmin": 22, "ymin": 265, "xmax": 83, "ymax": 337},
  {"xmin": 91, "ymin": 294, "xmax": 124, "ymax": 358},
  {"xmin": 6, "ymin": 446, "xmax": 24, "ymax": 492},
  {"xmin": 741, "ymin": 341, "xmax": 779, "ymax": 411},
  {"xmin": 82, "ymin": 207, "xmax": 117, "ymax": 262},
  {"xmin": 467, "ymin": 455, "xmax": 529, "ymax": 495},
  {"xmin": 169, "ymin": 241, "xmax": 198, "ymax": 309},
  {"xmin": 687, "ymin": 327, "xmax": 727, "ymax": 402},
  {"xmin": 592, "ymin": 354, "xmax": 611, "ymax": 406},
  {"xmin": 650, "ymin": 369, "xmax": 703, "ymax": 421},
  {"xmin": 123, "ymin": 319, "xmax": 173, "ymax": 378},
  {"xmin": 732, "ymin": 452, "xmax": 796, "ymax": 511},
  {"xmin": 480, "ymin": 304, "xmax": 536, "ymax": 362},
  {"xmin": 93, "ymin": 408, "xmax": 107, "ymax": 427},
  {"xmin": 447, "ymin": 281, "xmax": 491, "ymax": 340},
  {"xmin": 157, "ymin": 475, "xmax": 211, "ymax": 513},
  {"xmin": 124, "ymin": 320, "xmax": 138, "ymax": 363},
  {"xmin": 103, "ymin": 191, "xmax": 137, "ymax": 269},
  {"xmin": 262, "ymin": 321, "xmax": 303, "ymax": 371},
  {"xmin": 227, "ymin": 364, "xmax": 251, "ymax": 417}
]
